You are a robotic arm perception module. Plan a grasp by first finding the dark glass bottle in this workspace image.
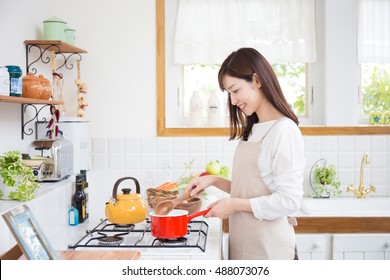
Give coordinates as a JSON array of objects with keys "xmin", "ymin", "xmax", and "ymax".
[
  {"xmin": 80, "ymin": 170, "xmax": 89, "ymax": 220},
  {"xmin": 73, "ymin": 175, "xmax": 86, "ymax": 223}
]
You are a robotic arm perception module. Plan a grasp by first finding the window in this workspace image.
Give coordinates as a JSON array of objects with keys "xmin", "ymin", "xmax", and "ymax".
[
  {"xmin": 174, "ymin": 0, "xmax": 315, "ymax": 126},
  {"xmin": 358, "ymin": 0, "xmax": 390, "ymax": 119},
  {"xmin": 181, "ymin": 63, "xmax": 307, "ymax": 124},
  {"xmin": 361, "ymin": 63, "xmax": 390, "ymax": 115}
]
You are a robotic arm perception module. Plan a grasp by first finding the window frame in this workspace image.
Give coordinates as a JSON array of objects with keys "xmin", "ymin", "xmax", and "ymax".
[{"xmin": 156, "ymin": 0, "xmax": 390, "ymax": 136}]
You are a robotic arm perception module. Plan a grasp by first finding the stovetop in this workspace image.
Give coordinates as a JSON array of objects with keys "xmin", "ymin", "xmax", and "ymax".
[{"xmin": 68, "ymin": 218, "xmax": 209, "ymax": 252}]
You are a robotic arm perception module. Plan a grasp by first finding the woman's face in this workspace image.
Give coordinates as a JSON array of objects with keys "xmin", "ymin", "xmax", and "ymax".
[{"xmin": 222, "ymin": 74, "xmax": 263, "ymax": 117}]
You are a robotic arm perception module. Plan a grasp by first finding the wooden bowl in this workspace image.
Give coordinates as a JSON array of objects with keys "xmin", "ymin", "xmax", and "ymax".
[
  {"xmin": 175, "ymin": 197, "xmax": 202, "ymax": 215},
  {"xmin": 146, "ymin": 188, "xmax": 178, "ymax": 208}
]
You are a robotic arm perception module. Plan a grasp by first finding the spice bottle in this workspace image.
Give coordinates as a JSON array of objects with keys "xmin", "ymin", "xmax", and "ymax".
[
  {"xmin": 189, "ymin": 91, "xmax": 203, "ymax": 126},
  {"xmin": 68, "ymin": 205, "xmax": 79, "ymax": 226},
  {"xmin": 207, "ymin": 91, "xmax": 222, "ymax": 127},
  {"xmin": 80, "ymin": 170, "xmax": 89, "ymax": 220},
  {"xmin": 0, "ymin": 66, "xmax": 10, "ymax": 96},
  {"xmin": 73, "ymin": 175, "xmax": 86, "ymax": 223}
]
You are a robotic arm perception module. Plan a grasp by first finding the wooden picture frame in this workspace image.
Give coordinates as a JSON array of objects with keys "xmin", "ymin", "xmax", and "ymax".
[{"xmin": 2, "ymin": 205, "xmax": 59, "ymax": 260}]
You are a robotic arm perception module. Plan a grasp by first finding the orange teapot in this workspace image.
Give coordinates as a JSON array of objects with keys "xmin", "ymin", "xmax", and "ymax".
[
  {"xmin": 38, "ymin": 74, "xmax": 52, "ymax": 100},
  {"xmin": 105, "ymin": 177, "xmax": 148, "ymax": 224},
  {"xmin": 22, "ymin": 72, "xmax": 42, "ymax": 99}
]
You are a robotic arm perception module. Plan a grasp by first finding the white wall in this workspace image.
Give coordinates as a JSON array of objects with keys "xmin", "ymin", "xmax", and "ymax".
[
  {"xmin": 0, "ymin": 0, "xmax": 156, "ymax": 156},
  {"xmin": 0, "ymin": 0, "xmax": 389, "ymax": 205}
]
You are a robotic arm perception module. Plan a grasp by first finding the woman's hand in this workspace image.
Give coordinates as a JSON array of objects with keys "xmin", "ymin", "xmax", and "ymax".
[
  {"xmin": 186, "ymin": 175, "xmax": 216, "ymax": 197},
  {"xmin": 204, "ymin": 198, "xmax": 235, "ymax": 219},
  {"xmin": 204, "ymin": 197, "xmax": 252, "ymax": 219}
]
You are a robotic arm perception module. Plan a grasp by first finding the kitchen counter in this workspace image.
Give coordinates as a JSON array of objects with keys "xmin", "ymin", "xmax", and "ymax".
[
  {"xmin": 0, "ymin": 176, "xmax": 75, "ymax": 216},
  {"xmin": 0, "ymin": 179, "xmax": 224, "ymax": 260},
  {"xmin": 293, "ymin": 197, "xmax": 390, "ymax": 233}
]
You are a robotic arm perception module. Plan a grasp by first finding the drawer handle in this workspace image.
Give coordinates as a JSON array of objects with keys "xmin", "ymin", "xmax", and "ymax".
[{"xmin": 312, "ymin": 242, "xmax": 322, "ymax": 249}]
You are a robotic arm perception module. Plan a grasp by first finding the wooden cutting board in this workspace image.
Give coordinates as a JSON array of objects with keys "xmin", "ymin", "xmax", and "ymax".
[
  {"xmin": 14, "ymin": 248, "xmax": 140, "ymax": 260},
  {"xmin": 57, "ymin": 250, "xmax": 140, "ymax": 260}
]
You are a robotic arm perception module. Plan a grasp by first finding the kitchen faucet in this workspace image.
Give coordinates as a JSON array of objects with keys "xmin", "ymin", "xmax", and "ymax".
[{"xmin": 347, "ymin": 152, "xmax": 376, "ymax": 198}]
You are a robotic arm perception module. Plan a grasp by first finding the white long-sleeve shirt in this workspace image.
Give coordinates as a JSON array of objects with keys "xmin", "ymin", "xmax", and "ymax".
[{"xmin": 247, "ymin": 118, "xmax": 305, "ymax": 220}]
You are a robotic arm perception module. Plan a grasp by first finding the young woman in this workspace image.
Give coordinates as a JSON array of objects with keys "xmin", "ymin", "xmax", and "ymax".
[{"xmin": 187, "ymin": 48, "xmax": 305, "ymax": 260}]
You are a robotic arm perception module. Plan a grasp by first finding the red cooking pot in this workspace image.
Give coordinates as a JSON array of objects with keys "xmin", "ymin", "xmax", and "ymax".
[{"xmin": 150, "ymin": 208, "xmax": 210, "ymax": 239}]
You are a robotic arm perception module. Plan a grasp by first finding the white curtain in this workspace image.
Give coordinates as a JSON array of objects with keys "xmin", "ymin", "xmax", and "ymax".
[
  {"xmin": 358, "ymin": 0, "xmax": 390, "ymax": 63},
  {"xmin": 174, "ymin": 0, "xmax": 317, "ymax": 64}
]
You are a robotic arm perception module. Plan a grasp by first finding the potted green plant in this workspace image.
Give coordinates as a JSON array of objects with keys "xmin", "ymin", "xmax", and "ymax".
[
  {"xmin": 310, "ymin": 160, "xmax": 342, "ymax": 198},
  {"xmin": 0, "ymin": 150, "xmax": 40, "ymax": 201}
]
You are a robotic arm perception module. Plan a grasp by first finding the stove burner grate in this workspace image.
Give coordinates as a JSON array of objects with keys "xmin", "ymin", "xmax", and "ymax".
[
  {"xmin": 68, "ymin": 219, "xmax": 209, "ymax": 252},
  {"xmin": 113, "ymin": 223, "xmax": 134, "ymax": 230},
  {"xmin": 154, "ymin": 237, "xmax": 187, "ymax": 246},
  {"xmin": 98, "ymin": 236, "xmax": 124, "ymax": 245}
]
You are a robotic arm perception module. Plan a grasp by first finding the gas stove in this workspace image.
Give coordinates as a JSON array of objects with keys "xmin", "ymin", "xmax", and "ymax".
[{"xmin": 68, "ymin": 218, "xmax": 209, "ymax": 253}]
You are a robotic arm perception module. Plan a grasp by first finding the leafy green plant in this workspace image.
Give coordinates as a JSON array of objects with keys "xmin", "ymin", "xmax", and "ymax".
[
  {"xmin": 312, "ymin": 163, "xmax": 342, "ymax": 197},
  {"xmin": 0, "ymin": 150, "xmax": 40, "ymax": 201},
  {"xmin": 361, "ymin": 64, "xmax": 390, "ymax": 114}
]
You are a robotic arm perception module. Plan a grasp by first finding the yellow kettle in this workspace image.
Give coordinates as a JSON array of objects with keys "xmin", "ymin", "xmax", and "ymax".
[{"xmin": 105, "ymin": 177, "xmax": 148, "ymax": 224}]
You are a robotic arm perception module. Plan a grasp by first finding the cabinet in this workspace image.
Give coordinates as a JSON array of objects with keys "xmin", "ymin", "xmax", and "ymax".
[
  {"xmin": 296, "ymin": 233, "xmax": 390, "ymax": 260},
  {"xmin": 333, "ymin": 234, "xmax": 390, "ymax": 260},
  {"xmin": 0, "ymin": 40, "xmax": 87, "ymax": 139},
  {"xmin": 296, "ymin": 234, "xmax": 331, "ymax": 260}
]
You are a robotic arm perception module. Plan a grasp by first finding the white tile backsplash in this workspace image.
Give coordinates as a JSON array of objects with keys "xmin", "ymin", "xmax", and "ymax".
[
  {"xmin": 321, "ymin": 136, "xmax": 338, "ymax": 152},
  {"xmin": 354, "ymin": 136, "xmax": 371, "ymax": 152},
  {"xmin": 140, "ymin": 138, "xmax": 156, "ymax": 153},
  {"xmin": 90, "ymin": 135, "xmax": 390, "ymax": 197},
  {"xmin": 371, "ymin": 136, "xmax": 387, "ymax": 151},
  {"xmin": 124, "ymin": 138, "xmax": 140, "ymax": 153},
  {"xmin": 338, "ymin": 136, "xmax": 354, "ymax": 152},
  {"xmin": 108, "ymin": 137, "xmax": 124, "ymax": 153},
  {"xmin": 92, "ymin": 137, "xmax": 108, "ymax": 153}
]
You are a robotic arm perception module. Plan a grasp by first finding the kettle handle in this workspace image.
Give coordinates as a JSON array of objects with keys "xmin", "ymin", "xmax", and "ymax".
[{"xmin": 112, "ymin": 177, "xmax": 141, "ymax": 201}]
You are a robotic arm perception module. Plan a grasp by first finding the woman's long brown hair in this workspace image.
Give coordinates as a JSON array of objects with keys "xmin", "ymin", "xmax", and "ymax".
[{"xmin": 218, "ymin": 48, "xmax": 299, "ymax": 141}]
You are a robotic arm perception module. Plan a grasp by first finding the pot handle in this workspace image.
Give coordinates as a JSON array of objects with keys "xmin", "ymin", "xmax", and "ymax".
[
  {"xmin": 187, "ymin": 208, "xmax": 211, "ymax": 222},
  {"xmin": 112, "ymin": 177, "xmax": 141, "ymax": 202}
]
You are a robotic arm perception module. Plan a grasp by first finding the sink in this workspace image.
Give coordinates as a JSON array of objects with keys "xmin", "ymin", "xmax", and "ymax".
[{"xmin": 294, "ymin": 197, "xmax": 390, "ymax": 217}]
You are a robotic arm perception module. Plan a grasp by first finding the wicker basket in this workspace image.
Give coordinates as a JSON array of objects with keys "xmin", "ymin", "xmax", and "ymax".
[{"xmin": 146, "ymin": 188, "xmax": 178, "ymax": 208}]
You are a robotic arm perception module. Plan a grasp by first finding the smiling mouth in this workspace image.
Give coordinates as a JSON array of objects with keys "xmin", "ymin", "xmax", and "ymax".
[{"xmin": 237, "ymin": 103, "xmax": 246, "ymax": 111}]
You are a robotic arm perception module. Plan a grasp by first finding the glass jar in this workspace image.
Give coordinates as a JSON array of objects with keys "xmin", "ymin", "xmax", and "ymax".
[
  {"xmin": 0, "ymin": 66, "xmax": 10, "ymax": 96},
  {"xmin": 5, "ymin": 65, "xmax": 22, "ymax": 97}
]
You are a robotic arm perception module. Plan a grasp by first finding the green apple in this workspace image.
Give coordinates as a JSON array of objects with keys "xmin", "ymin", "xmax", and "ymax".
[{"xmin": 206, "ymin": 161, "xmax": 221, "ymax": 175}]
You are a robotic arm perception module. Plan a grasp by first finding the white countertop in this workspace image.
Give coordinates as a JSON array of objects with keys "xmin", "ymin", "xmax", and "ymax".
[
  {"xmin": 294, "ymin": 197, "xmax": 390, "ymax": 217},
  {"xmin": 0, "ymin": 176, "xmax": 75, "ymax": 216}
]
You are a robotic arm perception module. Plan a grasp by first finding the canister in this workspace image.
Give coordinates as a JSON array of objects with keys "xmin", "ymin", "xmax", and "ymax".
[
  {"xmin": 43, "ymin": 16, "xmax": 67, "ymax": 41},
  {"xmin": 5, "ymin": 65, "xmax": 22, "ymax": 97},
  {"xmin": 65, "ymin": 28, "xmax": 75, "ymax": 45},
  {"xmin": 369, "ymin": 111, "xmax": 382, "ymax": 125},
  {"xmin": 383, "ymin": 111, "xmax": 390, "ymax": 125},
  {"xmin": 0, "ymin": 66, "xmax": 10, "ymax": 96}
]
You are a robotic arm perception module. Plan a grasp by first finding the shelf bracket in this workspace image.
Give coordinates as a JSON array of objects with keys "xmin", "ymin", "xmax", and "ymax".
[
  {"xmin": 25, "ymin": 43, "xmax": 83, "ymax": 74},
  {"xmin": 21, "ymin": 104, "xmax": 51, "ymax": 139}
]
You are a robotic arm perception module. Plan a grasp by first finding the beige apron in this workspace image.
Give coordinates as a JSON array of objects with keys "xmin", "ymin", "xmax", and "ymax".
[{"xmin": 229, "ymin": 120, "xmax": 296, "ymax": 260}]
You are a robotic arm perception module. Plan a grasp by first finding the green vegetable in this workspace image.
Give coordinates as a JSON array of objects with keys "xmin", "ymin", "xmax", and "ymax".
[{"xmin": 0, "ymin": 150, "xmax": 40, "ymax": 201}]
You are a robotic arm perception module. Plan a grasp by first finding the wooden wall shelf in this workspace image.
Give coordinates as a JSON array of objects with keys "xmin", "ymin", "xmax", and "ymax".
[
  {"xmin": 158, "ymin": 125, "xmax": 390, "ymax": 137},
  {"xmin": 223, "ymin": 216, "xmax": 390, "ymax": 233},
  {"xmin": 24, "ymin": 40, "xmax": 87, "ymax": 54},
  {"xmin": 0, "ymin": 95, "xmax": 63, "ymax": 105},
  {"xmin": 295, "ymin": 216, "xmax": 390, "ymax": 233}
]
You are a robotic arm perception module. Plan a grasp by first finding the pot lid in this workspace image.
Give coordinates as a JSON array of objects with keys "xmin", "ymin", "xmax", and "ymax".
[
  {"xmin": 22, "ymin": 72, "xmax": 39, "ymax": 80},
  {"xmin": 43, "ymin": 16, "xmax": 67, "ymax": 24},
  {"xmin": 38, "ymin": 74, "xmax": 50, "ymax": 82},
  {"xmin": 116, "ymin": 188, "xmax": 142, "ymax": 200}
]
